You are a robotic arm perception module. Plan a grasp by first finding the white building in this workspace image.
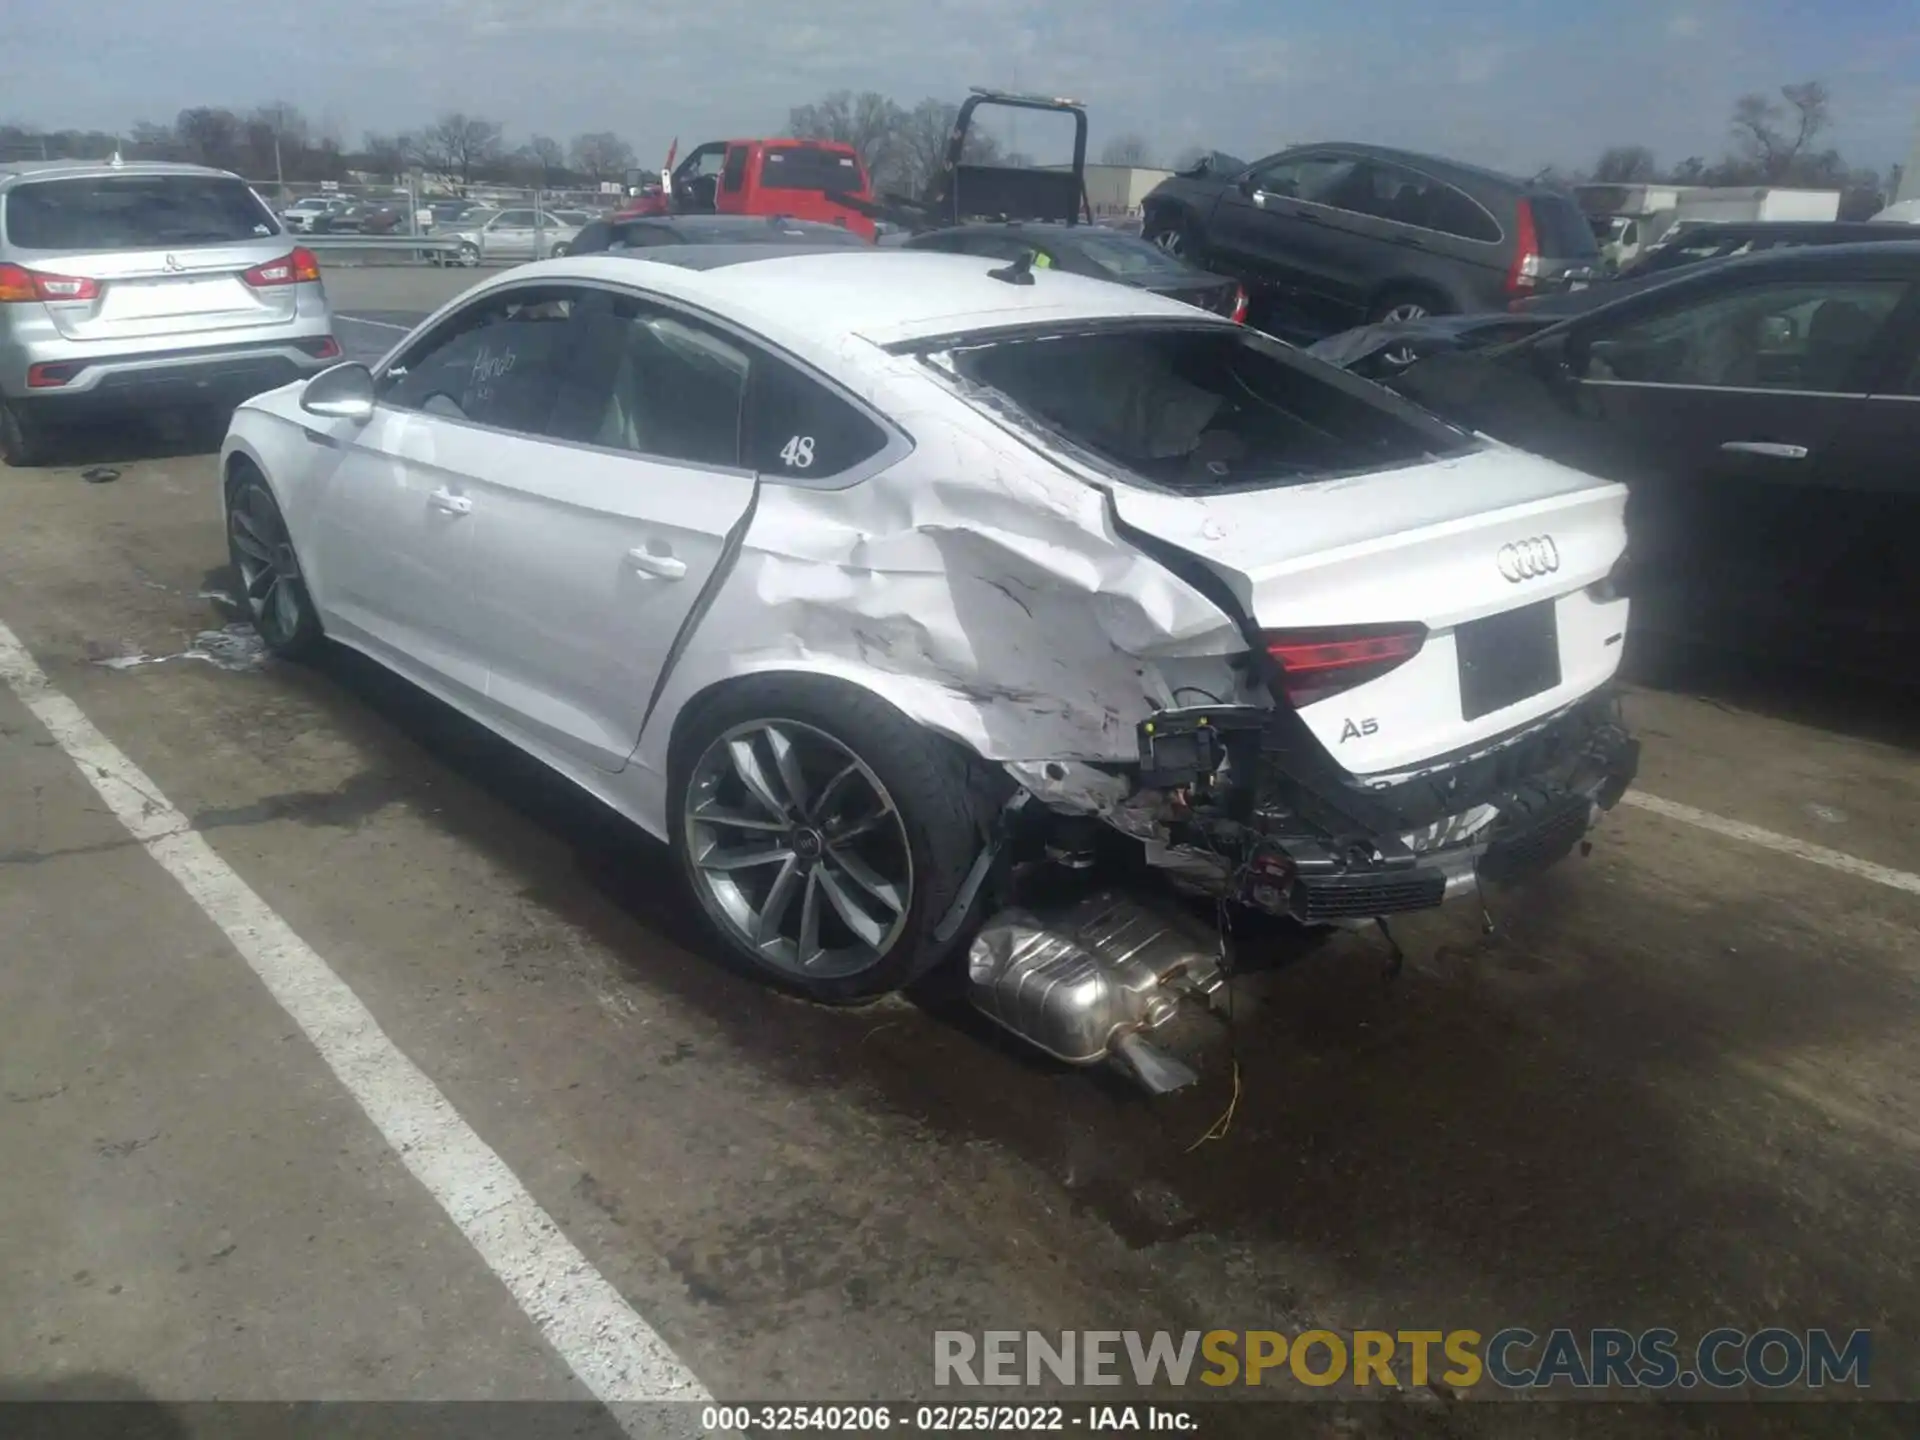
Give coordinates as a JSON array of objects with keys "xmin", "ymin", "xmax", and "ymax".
[{"xmin": 1038, "ymin": 163, "xmax": 1173, "ymax": 220}]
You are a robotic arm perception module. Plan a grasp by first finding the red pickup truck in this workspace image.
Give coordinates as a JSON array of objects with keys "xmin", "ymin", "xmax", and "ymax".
[{"xmin": 618, "ymin": 139, "xmax": 877, "ymax": 240}]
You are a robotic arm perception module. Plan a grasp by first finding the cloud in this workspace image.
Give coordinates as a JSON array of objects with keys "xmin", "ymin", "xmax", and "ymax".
[{"xmin": 7, "ymin": 0, "xmax": 1916, "ymax": 174}]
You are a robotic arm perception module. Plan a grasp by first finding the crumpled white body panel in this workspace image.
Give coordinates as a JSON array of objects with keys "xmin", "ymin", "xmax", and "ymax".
[{"xmin": 631, "ymin": 351, "xmax": 1249, "ymax": 793}]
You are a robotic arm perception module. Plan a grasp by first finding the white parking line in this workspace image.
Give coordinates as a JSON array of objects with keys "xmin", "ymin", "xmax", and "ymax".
[
  {"xmin": 0, "ymin": 620, "xmax": 710, "ymax": 1426},
  {"xmin": 334, "ymin": 313, "xmax": 411, "ymax": 331},
  {"xmin": 1624, "ymin": 791, "xmax": 1920, "ymax": 897}
]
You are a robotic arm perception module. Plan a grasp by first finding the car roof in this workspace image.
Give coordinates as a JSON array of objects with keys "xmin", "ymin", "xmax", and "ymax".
[
  {"xmin": 0, "ymin": 158, "xmax": 244, "ymax": 189},
  {"xmin": 628, "ymin": 214, "xmax": 856, "ymax": 237},
  {"xmin": 476, "ymin": 249, "xmax": 1231, "ymax": 356},
  {"xmin": 1276, "ymin": 142, "xmax": 1537, "ymax": 195},
  {"xmin": 1663, "ymin": 219, "xmax": 1896, "ymax": 237}
]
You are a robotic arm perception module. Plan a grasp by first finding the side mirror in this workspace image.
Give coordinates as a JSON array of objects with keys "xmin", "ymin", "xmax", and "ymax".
[
  {"xmin": 1528, "ymin": 329, "xmax": 1578, "ymax": 382},
  {"xmin": 300, "ymin": 361, "xmax": 376, "ymax": 422},
  {"xmin": 1236, "ymin": 171, "xmax": 1257, "ymax": 196}
]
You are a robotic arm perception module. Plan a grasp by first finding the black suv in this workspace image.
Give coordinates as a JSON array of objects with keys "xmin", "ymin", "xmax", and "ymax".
[{"xmin": 1141, "ymin": 144, "xmax": 1598, "ymax": 331}]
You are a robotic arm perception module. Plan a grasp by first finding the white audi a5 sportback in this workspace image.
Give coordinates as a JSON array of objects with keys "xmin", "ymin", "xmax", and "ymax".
[{"xmin": 220, "ymin": 246, "xmax": 1637, "ymax": 1076}]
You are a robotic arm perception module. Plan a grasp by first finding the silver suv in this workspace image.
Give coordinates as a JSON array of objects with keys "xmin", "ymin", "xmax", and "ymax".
[{"xmin": 0, "ymin": 158, "xmax": 340, "ymax": 466}]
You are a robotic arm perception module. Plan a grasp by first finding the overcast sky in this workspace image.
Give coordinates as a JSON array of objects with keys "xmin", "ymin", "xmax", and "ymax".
[{"xmin": 8, "ymin": 0, "xmax": 1918, "ymax": 175}]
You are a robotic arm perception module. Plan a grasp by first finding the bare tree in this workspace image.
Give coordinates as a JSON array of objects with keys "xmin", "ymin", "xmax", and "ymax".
[
  {"xmin": 890, "ymin": 98, "xmax": 1004, "ymax": 196},
  {"xmin": 175, "ymin": 107, "xmax": 243, "ymax": 170},
  {"xmin": 525, "ymin": 135, "xmax": 566, "ymax": 185},
  {"xmin": 1728, "ymin": 80, "xmax": 1832, "ymax": 183},
  {"xmin": 1667, "ymin": 155, "xmax": 1708, "ymax": 184},
  {"xmin": 361, "ymin": 132, "xmax": 409, "ymax": 179},
  {"xmin": 409, "ymin": 113, "xmax": 503, "ymax": 186},
  {"xmin": 1101, "ymin": 133, "xmax": 1153, "ymax": 167},
  {"xmin": 787, "ymin": 90, "xmax": 907, "ymax": 188},
  {"xmin": 569, "ymin": 131, "xmax": 634, "ymax": 184},
  {"xmin": 1591, "ymin": 145, "xmax": 1656, "ymax": 184}
]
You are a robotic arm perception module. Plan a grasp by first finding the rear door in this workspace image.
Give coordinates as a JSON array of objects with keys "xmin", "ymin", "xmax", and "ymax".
[
  {"xmin": 483, "ymin": 209, "xmax": 539, "ymax": 260},
  {"xmin": 1, "ymin": 171, "xmax": 298, "ymax": 342},
  {"xmin": 462, "ymin": 288, "xmax": 759, "ymax": 772},
  {"xmin": 1306, "ymin": 158, "xmax": 1508, "ymax": 313}
]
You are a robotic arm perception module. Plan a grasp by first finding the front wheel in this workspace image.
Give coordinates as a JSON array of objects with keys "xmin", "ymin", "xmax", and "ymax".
[
  {"xmin": 457, "ymin": 241, "xmax": 481, "ymax": 268},
  {"xmin": 1144, "ymin": 213, "xmax": 1192, "ymax": 259},
  {"xmin": 670, "ymin": 677, "xmax": 987, "ymax": 1004},
  {"xmin": 226, "ymin": 466, "xmax": 325, "ymax": 660}
]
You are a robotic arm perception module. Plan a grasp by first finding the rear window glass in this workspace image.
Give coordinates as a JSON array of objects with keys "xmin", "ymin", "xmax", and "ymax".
[
  {"xmin": 761, "ymin": 147, "xmax": 865, "ymax": 194},
  {"xmin": 1069, "ymin": 231, "xmax": 1195, "ymax": 278},
  {"xmin": 1526, "ymin": 194, "xmax": 1600, "ymax": 258},
  {"xmin": 5, "ymin": 174, "xmax": 280, "ymax": 250},
  {"xmin": 930, "ymin": 325, "xmax": 1472, "ymax": 494}
]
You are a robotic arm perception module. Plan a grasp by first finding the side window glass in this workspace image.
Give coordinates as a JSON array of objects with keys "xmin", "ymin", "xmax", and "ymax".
[
  {"xmin": 1251, "ymin": 154, "xmax": 1360, "ymax": 206},
  {"xmin": 744, "ymin": 359, "xmax": 890, "ymax": 479},
  {"xmin": 722, "ymin": 148, "xmax": 750, "ymax": 194},
  {"xmin": 1579, "ymin": 281, "xmax": 1908, "ymax": 393},
  {"xmin": 571, "ymin": 219, "xmax": 611, "ymax": 253},
  {"xmin": 382, "ymin": 289, "xmax": 577, "ymax": 434},
  {"xmin": 494, "ymin": 210, "xmax": 533, "ymax": 228},
  {"xmin": 544, "ymin": 293, "xmax": 748, "ymax": 467}
]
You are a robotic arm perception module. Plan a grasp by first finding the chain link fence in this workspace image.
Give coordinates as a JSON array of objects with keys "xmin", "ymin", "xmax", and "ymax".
[{"xmin": 245, "ymin": 180, "xmax": 627, "ymax": 265}]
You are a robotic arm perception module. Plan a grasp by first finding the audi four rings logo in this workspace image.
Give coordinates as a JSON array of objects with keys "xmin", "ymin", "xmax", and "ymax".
[{"xmin": 1498, "ymin": 536, "xmax": 1560, "ymax": 582}]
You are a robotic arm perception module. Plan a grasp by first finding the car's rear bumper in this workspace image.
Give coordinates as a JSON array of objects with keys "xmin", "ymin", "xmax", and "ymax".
[
  {"xmin": 5, "ymin": 338, "xmax": 338, "ymax": 417},
  {"xmin": 1268, "ymin": 692, "xmax": 1640, "ymax": 922}
]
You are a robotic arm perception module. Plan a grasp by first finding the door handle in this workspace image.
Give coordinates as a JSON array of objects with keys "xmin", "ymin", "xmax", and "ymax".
[
  {"xmin": 627, "ymin": 547, "xmax": 687, "ymax": 580},
  {"xmin": 1720, "ymin": 441, "xmax": 1808, "ymax": 460},
  {"xmin": 428, "ymin": 487, "xmax": 473, "ymax": 515}
]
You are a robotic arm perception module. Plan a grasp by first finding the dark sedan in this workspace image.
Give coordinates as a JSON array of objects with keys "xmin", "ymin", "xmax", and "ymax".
[
  {"xmin": 901, "ymin": 222, "xmax": 1248, "ymax": 322},
  {"xmin": 1313, "ymin": 241, "xmax": 1920, "ymax": 676}
]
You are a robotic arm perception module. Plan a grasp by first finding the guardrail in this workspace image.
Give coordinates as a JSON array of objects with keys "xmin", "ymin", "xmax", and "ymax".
[{"xmin": 299, "ymin": 234, "xmax": 470, "ymax": 267}]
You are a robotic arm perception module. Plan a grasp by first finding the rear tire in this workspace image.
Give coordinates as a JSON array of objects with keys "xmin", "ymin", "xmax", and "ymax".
[
  {"xmin": 0, "ymin": 400, "xmax": 50, "ymax": 468},
  {"xmin": 669, "ymin": 675, "xmax": 989, "ymax": 1005},
  {"xmin": 226, "ymin": 464, "xmax": 325, "ymax": 661},
  {"xmin": 1369, "ymin": 286, "xmax": 1451, "ymax": 326}
]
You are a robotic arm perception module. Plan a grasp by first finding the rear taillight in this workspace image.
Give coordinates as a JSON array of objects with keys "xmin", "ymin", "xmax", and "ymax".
[
  {"xmin": 1264, "ymin": 625, "xmax": 1427, "ymax": 707},
  {"xmin": 1504, "ymin": 198, "xmax": 1543, "ymax": 294},
  {"xmin": 1229, "ymin": 284, "xmax": 1249, "ymax": 324},
  {"xmin": 242, "ymin": 247, "xmax": 321, "ymax": 287},
  {"xmin": 0, "ymin": 262, "xmax": 100, "ymax": 303},
  {"xmin": 295, "ymin": 335, "xmax": 341, "ymax": 359}
]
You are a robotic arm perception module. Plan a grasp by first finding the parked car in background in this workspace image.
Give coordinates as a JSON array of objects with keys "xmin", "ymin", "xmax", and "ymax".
[
  {"xmin": 1312, "ymin": 241, "xmax": 1920, "ymax": 676},
  {"xmin": 438, "ymin": 208, "xmax": 583, "ymax": 266},
  {"xmin": 218, "ymin": 248, "xmax": 1637, "ymax": 1073},
  {"xmin": 281, "ymin": 195, "xmax": 351, "ymax": 233},
  {"xmin": 428, "ymin": 200, "xmax": 489, "ymax": 230},
  {"xmin": 1609, "ymin": 220, "xmax": 1914, "ymax": 283},
  {"xmin": 565, "ymin": 213, "xmax": 871, "ymax": 256},
  {"xmin": 903, "ymin": 221, "xmax": 1247, "ymax": 321},
  {"xmin": 0, "ymin": 159, "xmax": 339, "ymax": 466},
  {"xmin": 1141, "ymin": 144, "xmax": 1598, "ymax": 333},
  {"xmin": 641, "ymin": 138, "xmax": 878, "ymax": 240},
  {"xmin": 310, "ymin": 201, "xmax": 405, "ymax": 236}
]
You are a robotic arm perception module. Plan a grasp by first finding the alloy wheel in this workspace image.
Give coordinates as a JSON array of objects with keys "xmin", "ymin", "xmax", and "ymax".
[
  {"xmin": 228, "ymin": 483, "xmax": 306, "ymax": 647},
  {"xmin": 1151, "ymin": 227, "xmax": 1185, "ymax": 257},
  {"xmin": 684, "ymin": 720, "xmax": 913, "ymax": 980}
]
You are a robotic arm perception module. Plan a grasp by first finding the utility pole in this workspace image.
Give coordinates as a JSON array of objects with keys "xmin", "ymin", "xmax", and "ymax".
[{"xmin": 274, "ymin": 104, "xmax": 286, "ymax": 197}]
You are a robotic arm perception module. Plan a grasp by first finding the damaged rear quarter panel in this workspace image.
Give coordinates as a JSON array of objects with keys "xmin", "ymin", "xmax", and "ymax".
[{"xmin": 631, "ymin": 353, "xmax": 1248, "ymax": 787}]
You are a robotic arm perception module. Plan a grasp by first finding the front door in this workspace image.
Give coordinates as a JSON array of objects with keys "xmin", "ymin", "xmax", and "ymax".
[
  {"xmin": 308, "ymin": 282, "xmax": 576, "ymax": 701},
  {"xmin": 463, "ymin": 289, "xmax": 759, "ymax": 772},
  {"xmin": 1205, "ymin": 151, "xmax": 1363, "ymax": 325}
]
